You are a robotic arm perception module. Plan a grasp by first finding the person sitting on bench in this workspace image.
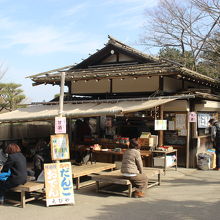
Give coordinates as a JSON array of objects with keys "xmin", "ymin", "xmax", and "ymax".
[
  {"xmin": 121, "ymin": 138, "xmax": 148, "ymax": 198},
  {"xmin": 0, "ymin": 143, "xmax": 27, "ymax": 205},
  {"xmin": 33, "ymin": 139, "xmax": 51, "ymax": 180}
]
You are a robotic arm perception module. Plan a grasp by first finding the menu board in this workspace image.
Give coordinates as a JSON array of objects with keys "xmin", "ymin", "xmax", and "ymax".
[
  {"xmin": 198, "ymin": 113, "xmax": 211, "ymax": 128},
  {"xmin": 168, "ymin": 121, "xmax": 175, "ymax": 130},
  {"xmin": 164, "ymin": 131, "xmax": 186, "ymax": 145},
  {"xmin": 155, "ymin": 120, "xmax": 167, "ymax": 130},
  {"xmin": 50, "ymin": 134, "xmax": 70, "ymax": 160},
  {"xmin": 44, "ymin": 162, "xmax": 74, "ymax": 207},
  {"xmin": 175, "ymin": 114, "xmax": 186, "ymax": 130}
]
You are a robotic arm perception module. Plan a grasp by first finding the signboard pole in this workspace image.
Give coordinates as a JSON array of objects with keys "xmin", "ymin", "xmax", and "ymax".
[
  {"xmin": 58, "ymin": 72, "xmax": 65, "ymax": 117},
  {"xmin": 45, "ymin": 71, "xmax": 74, "ymax": 207}
]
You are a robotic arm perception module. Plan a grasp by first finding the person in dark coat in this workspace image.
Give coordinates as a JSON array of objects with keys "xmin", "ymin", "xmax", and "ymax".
[
  {"xmin": 0, "ymin": 143, "xmax": 27, "ymax": 205},
  {"xmin": 33, "ymin": 139, "xmax": 51, "ymax": 180},
  {"xmin": 209, "ymin": 118, "xmax": 220, "ymax": 170}
]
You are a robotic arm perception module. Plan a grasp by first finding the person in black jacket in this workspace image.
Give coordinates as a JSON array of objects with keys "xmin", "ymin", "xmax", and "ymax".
[
  {"xmin": 0, "ymin": 143, "xmax": 27, "ymax": 205},
  {"xmin": 33, "ymin": 139, "xmax": 51, "ymax": 180},
  {"xmin": 209, "ymin": 118, "xmax": 220, "ymax": 170}
]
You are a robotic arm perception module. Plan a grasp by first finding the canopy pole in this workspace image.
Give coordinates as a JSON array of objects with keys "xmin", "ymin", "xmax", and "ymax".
[
  {"xmin": 55, "ymin": 72, "xmax": 66, "ymax": 164},
  {"xmin": 158, "ymin": 105, "xmax": 164, "ymax": 146},
  {"xmin": 58, "ymin": 72, "xmax": 65, "ymax": 117}
]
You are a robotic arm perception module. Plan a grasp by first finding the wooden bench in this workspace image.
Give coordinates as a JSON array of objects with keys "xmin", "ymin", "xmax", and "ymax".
[
  {"xmin": 7, "ymin": 181, "xmax": 45, "ymax": 208},
  {"xmin": 92, "ymin": 168, "xmax": 161, "ymax": 197},
  {"xmin": 72, "ymin": 162, "xmax": 116, "ymax": 189}
]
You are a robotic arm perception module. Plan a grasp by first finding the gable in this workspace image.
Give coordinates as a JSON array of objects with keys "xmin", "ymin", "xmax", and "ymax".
[
  {"xmin": 71, "ymin": 36, "xmax": 157, "ymax": 69},
  {"xmin": 100, "ymin": 52, "xmax": 136, "ymax": 64}
]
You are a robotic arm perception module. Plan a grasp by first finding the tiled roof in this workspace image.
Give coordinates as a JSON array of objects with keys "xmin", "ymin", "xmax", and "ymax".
[{"xmin": 26, "ymin": 36, "xmax": 220, "ymax": 87}]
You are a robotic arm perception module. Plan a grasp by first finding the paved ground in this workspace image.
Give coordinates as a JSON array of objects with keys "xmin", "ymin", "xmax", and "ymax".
[{"xmin": 1, "ymin": 168, "xmax": 220, "ymax": 220}]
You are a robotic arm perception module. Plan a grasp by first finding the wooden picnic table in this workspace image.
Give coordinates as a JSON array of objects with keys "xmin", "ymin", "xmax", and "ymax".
[{"xmin": 71, "ymin": 162, "xmax": 116, "ymax": 189}]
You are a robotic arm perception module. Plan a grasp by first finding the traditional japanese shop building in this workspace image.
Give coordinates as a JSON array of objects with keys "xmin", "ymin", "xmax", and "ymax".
[{"xmin": 1, "ymin": 36, "xmax": 220, "ymax": 168}]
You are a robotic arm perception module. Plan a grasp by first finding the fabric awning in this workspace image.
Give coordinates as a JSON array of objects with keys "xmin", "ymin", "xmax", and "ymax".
[{"xmin": 0, "ymin": 97, "xmax": 178, "ymax": 123}]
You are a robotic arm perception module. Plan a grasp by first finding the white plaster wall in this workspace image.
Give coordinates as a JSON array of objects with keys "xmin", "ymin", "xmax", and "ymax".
[
  {"xmin": 71, "ymin": 76, "xmax": 159, "ymax": 94},
  {"xmin": 183, "ymin": 81, "xmax": 208, "ymax": 90},
  {"xmin": 101, "ymin": 54, "xmax": 117, "ymax": 63},
  {"xmin": 71, "ymin": 80, "xmax": 110, "ymax": 94},
  {"xmin": 101, "ymin": 53, "xmax": 135, "ymax": 64},
  {"xmin": 195, "ymin": 100, "xmax": 220, "ymax": 112},
  {"xmin": 184, "ymin": 81, "xmax": 196, "ymax": 89},
  {"xmin": 112, "ymin": 76, "xmax": 159, "ymax": 93},
  {"xmin": 163, "ymin": 77, "xmax": 182, "ymax": 93},
  {"xmin": 118, "ymin": 54, "xmax": 135, "ymax": 62}
]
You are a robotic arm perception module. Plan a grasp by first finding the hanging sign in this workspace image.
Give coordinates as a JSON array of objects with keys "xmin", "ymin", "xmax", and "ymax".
[
  {"xmin": 50, "ymin": 134, "xmax": 70, "ymax": 160},
  {"xmin": 168, "ymin": 121, "xmax": 175, "ymax": 130},
  {"xmin": 155, "ymin": 120, "xmax": 167, "ymax": 130},
  {"xmin": 55, "ymin": 117, "xmax": 66, "ymax": 134},
  {"xmin": 175, "ymin": 114, "xmax": 186, "ymax": 130},
  {"xmin": 44, "ymin": 162, "xmax": 74, "ymax": 207},
  {"xmin": 188, "ymin": 112, "xmax": 197, "ymax": 123},
  {"xmin": 198, "ymin": 113, "xmax": 211, "ymax": 128}
]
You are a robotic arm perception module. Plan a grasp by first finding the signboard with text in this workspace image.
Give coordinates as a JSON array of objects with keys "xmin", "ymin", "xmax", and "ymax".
[
  {"xmin": 50, "ymin": 134, "xmax": 70, "ymax": 160},
  {"xmin": 55, "ymin": 117, "xmax": 66, "ymax": 134},
  {"xmin": 155, "ymin": 120, "xmax": 167, "ymax": 130},
  {"xmin": 188, "ymin": 112, "xmax": 197, "ymax": 123},
  {"xmin": 44, "ymin": 162, "xmax": 74, "ymax": 207},
  {"xmin": 198, "ymin": 113, "xmax": 211, "ymax": 128}
]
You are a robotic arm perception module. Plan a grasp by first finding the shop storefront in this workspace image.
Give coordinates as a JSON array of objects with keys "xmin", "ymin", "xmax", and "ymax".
[{"xmin": 1, "ymin": 36, "xmax": 220, "ymax": 169}]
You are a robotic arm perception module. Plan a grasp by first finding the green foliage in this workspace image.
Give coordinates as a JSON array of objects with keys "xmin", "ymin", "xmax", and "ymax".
[
  {"xmin": 54, "ymin": 94, "xmax": 60, "ymax": 99},
  {"xmin": 159, "ymin": 47, "xmax": 196, "ymax": 70},
  {"xmin": 0, "ymin": 83, "xmax": 26, "ymax": 112},
  {"xmin": 197, "ymin": 33, "xmax": 220, "ymax": 78},
  {"xmin": 158, "ymin": 46, "xmax": 220, "ymax": 78}
]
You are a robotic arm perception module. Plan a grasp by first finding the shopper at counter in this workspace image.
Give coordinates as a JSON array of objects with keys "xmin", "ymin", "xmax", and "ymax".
[
  {"xmin": 209, "ymin": 118, "xmax": 220, "ymax": 170},
  {"xmin": 121, "ymin": 138, "xmax": 148, "ymax": 198}
]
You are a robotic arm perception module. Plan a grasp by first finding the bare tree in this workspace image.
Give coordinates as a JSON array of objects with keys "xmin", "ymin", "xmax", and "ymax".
[
  {"xmin": 141, "ymin": 0, "xmax": 220, "ymax": 69},
  {"xmin": 192, "ymin": 0, "xmax": 220, "ymax": 55}
]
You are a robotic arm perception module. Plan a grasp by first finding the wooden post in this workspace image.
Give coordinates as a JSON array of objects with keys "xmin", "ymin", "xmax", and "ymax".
[
  {"xmin": 58, "ymin": 72, "xmax": 65, "ymax": 117},
  {"xmin": 68, "ymin": 118, "xmax": 73, "ymax": 157},
  {"xmin": 55, "ymin": 72, "xmax": 66, "ymax": 164},
  {"xmin": 186, "ymin": 101, "xmax": 190, "ymax": 168},
  {"xmin": 188, "ymin": 100, "xmax": 196, "ymax": 168},
  {"xmin": 109, "ymin": 79, "xmax": 113, "ymax": 94},
  {"xmin": 159, "ymin": 105, "xmax": 164, "ymax": 147}
]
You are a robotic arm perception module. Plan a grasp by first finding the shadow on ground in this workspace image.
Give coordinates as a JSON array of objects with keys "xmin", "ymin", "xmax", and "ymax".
[{"xmin": 87, "ymin": 199, "xmax": 220, "ymax": 220}]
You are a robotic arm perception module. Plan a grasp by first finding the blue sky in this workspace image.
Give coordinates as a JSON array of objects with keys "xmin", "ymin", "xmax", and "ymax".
[{"xmin": 0, "ymin": 0, "xmax": 158, "ymax": 102}]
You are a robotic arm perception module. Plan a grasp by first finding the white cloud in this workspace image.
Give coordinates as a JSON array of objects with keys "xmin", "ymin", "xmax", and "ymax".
[
  {"xmin": 104, "ymin": 0, "xmax": 157, "ymax": 6},
  {"xmin": 104, "ymin": 0, "xmax": 158, "ymax": 29},
  {"xmin": 61, "ymin": 2, "xmax": 89, "ymax": 17},
  {"xmin": 0, "ymin": 16, "xmax": 17, "ymax": 30},
  {"xmin": 104, "ymin": 0, "xmax": 146, "ymax": 4},
  {"xmin": 0, "ymin": 0, "xmax": 157, "ymax": 56},
  {"xmin": 107, "ymin": 15, "xmax": 143, "ymax": 29},
  {"xmin": 0, "ymin": 23, "xmax": 104, "ymax": 55}
]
